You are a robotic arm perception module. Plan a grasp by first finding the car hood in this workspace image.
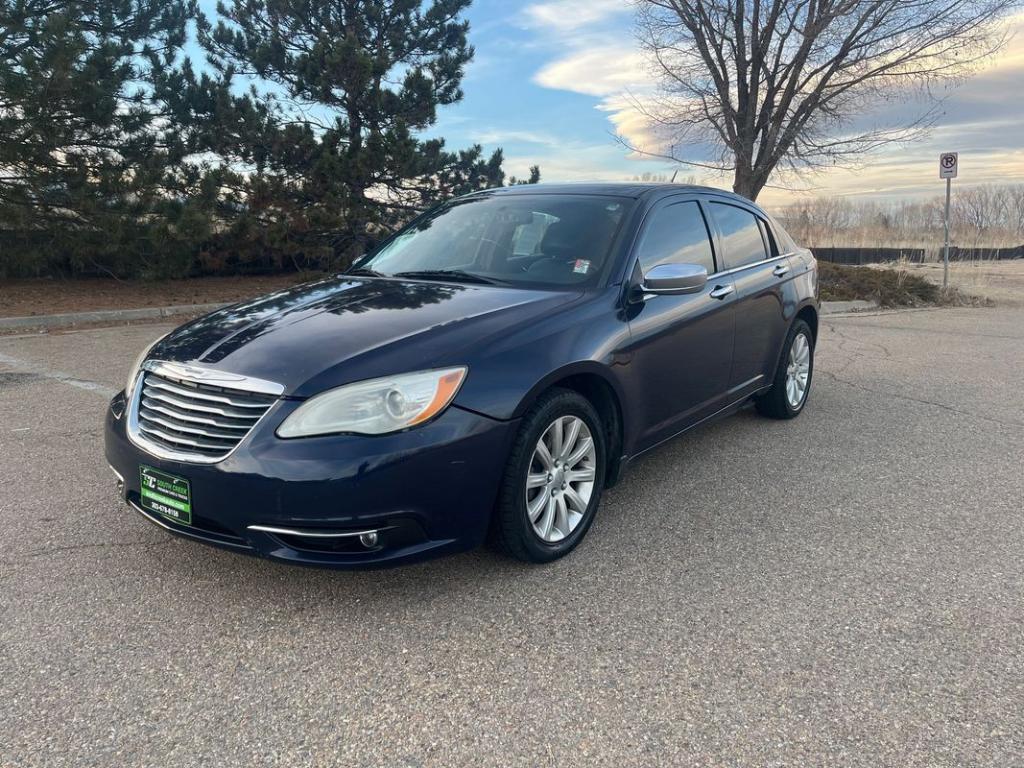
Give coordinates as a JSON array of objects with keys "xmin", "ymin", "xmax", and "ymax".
[{"xmin": 152, "ymin": 276, "xmax": 581, "ymax": 398}]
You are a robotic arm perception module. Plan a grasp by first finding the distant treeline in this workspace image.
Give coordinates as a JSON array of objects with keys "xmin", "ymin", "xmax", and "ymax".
[
  {"xmin": 777, "ymin": 184, "xmax": 1024, "ymax": 255},
  {"xmin": 0, "ymin": 0, "xmax": 539, "ymax": 280}
]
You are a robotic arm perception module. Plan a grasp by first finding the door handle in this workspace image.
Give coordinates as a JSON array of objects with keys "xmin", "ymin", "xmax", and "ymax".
[
  {"xmin": 773, "ymin": 264, "xmax": 790, "ymax": 277},
  {"xmin": 709, "ymin": 284, "xmax": 735, "ymax": 300}
]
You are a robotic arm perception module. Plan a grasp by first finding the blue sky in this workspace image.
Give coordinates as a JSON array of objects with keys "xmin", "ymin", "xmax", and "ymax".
[
  {"xmin": 195, "ymin": 1, "xmax": 1024, "ymax": 205},
  {"xmin": 432, "ymin": 0, "xmax": 1024, "ymax": 205},
  {"xmin": 427, "ymin": 0, "xmax": 652, "ymax": 184}
]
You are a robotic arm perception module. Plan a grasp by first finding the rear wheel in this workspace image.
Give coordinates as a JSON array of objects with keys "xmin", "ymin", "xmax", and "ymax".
[
  {"xmin": 492, "ymin": 389, "xmax": 606, "ymax": 563},
  {"xmin": 756, "ymin": 319, "xmax": 814, "ymax": 419}
]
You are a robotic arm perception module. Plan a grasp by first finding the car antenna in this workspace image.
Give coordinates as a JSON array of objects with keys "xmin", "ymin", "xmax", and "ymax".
[{"xmin": 670, "ymin": 169, "xmax": 679, "ymax": 183}]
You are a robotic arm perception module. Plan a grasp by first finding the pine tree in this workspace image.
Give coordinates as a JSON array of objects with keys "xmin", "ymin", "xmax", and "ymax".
[
  {"xmin": 197, "ymin": 0, "xmax": 507, "ymax": 266},
  {"xmin": 0, "ymin": 0, "xmax": 198, "ymax": 276},
  {"xmin": 509, "ymin": 165, "xmax": 541, "ymax": 186}
]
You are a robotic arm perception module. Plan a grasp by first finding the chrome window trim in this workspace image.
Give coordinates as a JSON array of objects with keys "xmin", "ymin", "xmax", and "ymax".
[
  {"xmin": 706, "ymin": 252, "xmax": 794, "ymax": 280},
  {"xmin": 126, "ymin": 359, "xmax": 282, "ymax": 465}
]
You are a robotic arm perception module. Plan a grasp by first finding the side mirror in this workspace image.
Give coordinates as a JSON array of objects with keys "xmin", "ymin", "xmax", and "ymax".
[{"xmin": 641, "ymin": 263, "xmax": 708, "ymax": 296}]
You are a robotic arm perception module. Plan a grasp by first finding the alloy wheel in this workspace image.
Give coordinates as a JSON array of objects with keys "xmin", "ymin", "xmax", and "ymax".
[
  {"xmin": 525, "ymin": 415, "xmax": 597, "ymax": 543},
  {"xmin": 785, "ymin": 332, "xmax": 811, "ymax": 409}
]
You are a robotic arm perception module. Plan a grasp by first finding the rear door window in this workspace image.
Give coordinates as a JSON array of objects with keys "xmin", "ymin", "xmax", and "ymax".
[
  {"xmin": 757, "ymin": 219, "xmax": 778, "ymax": 257},
  {"xmin": 635, "ymin": 201, "xmax": 716, "ymax": 275},
  {"xmin": 710, "ymin": 203, "xmax": 768, "ymax": 269}
]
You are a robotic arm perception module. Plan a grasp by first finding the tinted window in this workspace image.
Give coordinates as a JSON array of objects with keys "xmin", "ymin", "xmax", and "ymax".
[
  {"xmin": 357, "ymin": 194, "xmax": 631, "ymax": 288},
  {"xmin": 710, "ymin": 203, "xmax": 768, "ymax": 269},
  {"xmin": 511, "ymin": 213, "xmax": 556, "ymax": 256},
  {"xmin": 768, "ymin": 214, "xmax": 799, "ymax": 252},
  {"xmin": 635, "ymin": 201, "xmax": 715, "ymax": 275},
  {"xmin": 757, "ymin": 219, "xmax": 778, "ymax": 257}
]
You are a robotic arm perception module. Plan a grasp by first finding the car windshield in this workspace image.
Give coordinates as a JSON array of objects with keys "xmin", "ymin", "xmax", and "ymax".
[{"xmin": 351, "ymin": 193, "xmax": 633, "ymax": 289}]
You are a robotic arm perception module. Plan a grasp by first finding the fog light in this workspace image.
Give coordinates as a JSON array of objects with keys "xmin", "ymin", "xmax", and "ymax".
[{"xmin": 359, "ymin": 531, "xmax": 379, "ymax": 548}]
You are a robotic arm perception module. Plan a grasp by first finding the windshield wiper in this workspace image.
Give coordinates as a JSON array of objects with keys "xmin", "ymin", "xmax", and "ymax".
[
  {"xmin": 346, "ymin": 267, "xmax": 386, "ymax": 278},
  {"xmin": 392, "ymin": 269, "xmax": 505, "ymax": 286}
]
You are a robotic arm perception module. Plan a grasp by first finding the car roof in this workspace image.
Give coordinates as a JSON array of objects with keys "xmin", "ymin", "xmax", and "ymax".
[{"xmin": 471, "ymin": 182, "xmax": 755, "ymax": 205}]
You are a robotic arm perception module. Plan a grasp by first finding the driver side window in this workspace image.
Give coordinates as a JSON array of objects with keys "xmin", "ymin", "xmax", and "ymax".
[{"xmin": 636, "ymin": 201, "xmax": 716, "ymax": 275}]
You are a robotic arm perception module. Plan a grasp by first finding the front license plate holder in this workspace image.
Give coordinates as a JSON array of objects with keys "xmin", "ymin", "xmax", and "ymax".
[{"xmin": 139, "ymin": 465, "xmax": 192, "ymax": 526}]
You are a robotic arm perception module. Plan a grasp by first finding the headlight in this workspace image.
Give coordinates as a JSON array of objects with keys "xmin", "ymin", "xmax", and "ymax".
[
  {"xmin": 277, "ymin": 367, "xmax": 468, "ymax": 438},
  {"xmin": 125, "ymin": 333, "xmax": 168, "ymax": 399}
]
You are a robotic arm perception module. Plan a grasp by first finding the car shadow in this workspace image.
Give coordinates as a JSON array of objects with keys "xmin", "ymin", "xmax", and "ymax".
[{"xmin": 136, "ymin": 401, "xmax": 789, "ymax": 611}]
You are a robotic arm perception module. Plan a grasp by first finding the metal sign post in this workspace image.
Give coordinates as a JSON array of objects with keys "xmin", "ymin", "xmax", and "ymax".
[{"xmin": 939, "ymin": 152, "xmax": 958, "ymax": 289}]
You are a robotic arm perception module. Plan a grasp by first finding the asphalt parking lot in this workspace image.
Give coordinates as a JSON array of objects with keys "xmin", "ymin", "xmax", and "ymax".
[{"xmin": 2, "ymin": 306, "xmax": 1022, "ymax": 767}]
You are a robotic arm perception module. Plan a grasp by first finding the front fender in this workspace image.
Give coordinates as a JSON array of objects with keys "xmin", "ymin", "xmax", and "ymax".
[{"xmin": 452, "ymin": 290, "xmax": 632, "ymax": 422}]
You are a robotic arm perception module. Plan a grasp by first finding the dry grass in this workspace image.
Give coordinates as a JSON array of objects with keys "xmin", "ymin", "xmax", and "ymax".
[
  {"xmin": 900, "ymin": 259, "xmax": 1024, "ymax": 308},
  {"xmin": 818, "ymin": 262, "xmax": 993, "ymax": 308},
  {"xmin": 0, "ymin": 273, "xmax": 324, "ymax": 318}
]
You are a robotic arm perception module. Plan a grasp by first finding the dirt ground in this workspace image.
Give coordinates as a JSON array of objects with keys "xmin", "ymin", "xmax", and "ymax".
[
  {"xmin": 904, "ymin": 259, "xmax": 1024, "ymax": 307},
  {"xmin": 0, "ymin": 273, "xmax": 324, "ymax": 318},
  {"xmin": 2, "ymin": 261, "xmax": 1021, "ymax": 319}
]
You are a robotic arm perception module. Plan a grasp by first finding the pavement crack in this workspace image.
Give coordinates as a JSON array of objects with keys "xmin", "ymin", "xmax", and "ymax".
[
  {"xmin": 0, "ymin": 352, "xmax": 116, "ymax": 398},
  {"xmin": 827, "ymin": 318, "xmax": 1023, "ymax": 342},
  {"xmin": 818, "ymin": 370, "xmax": 1024, "ymax": 429},
  {"xmin": 825, "ymin": 322, "xmax": 894, "ymax": 360}
]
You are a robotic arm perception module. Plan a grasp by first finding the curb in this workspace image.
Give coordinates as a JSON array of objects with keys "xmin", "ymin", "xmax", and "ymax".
[
  {"xmin": 0, "ymin": 302, "xmax": 228, "ymax": 330},
  {"xmin": 820, "ymin": 300, "xmax": 880, "ymax": 315}
]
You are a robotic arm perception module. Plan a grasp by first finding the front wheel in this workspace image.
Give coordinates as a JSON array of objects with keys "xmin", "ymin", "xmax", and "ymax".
[
  {"xmin": 756, "ymin": 319, "xmax": 814, "ymax": 419},
  {"xmin": 492, "ymin": 389, "xmax": 606, "ymax": 563}
]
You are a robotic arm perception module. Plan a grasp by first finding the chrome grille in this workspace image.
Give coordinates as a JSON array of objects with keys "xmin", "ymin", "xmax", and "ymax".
[{"xmin": 131, "ymin": 370, "xmax": 278, "ymax": 462}]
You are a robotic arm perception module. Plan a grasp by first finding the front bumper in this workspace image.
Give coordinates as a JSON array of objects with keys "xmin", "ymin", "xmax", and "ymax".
[{"xmin": 104, "ymin": 392, "xmax": 518, "ymax": 569}]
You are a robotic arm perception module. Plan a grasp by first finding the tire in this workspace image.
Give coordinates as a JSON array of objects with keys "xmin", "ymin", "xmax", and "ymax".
[
  {"xmin": 756, "ymin": 319, "xmax": 815, "ymax": 420},
  {"xmin": 492, "ymin": 388, "xmax": 606, "ymax": 563}
]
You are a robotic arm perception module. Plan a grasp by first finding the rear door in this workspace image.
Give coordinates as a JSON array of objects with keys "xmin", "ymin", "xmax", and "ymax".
[
  {"xmin": 706, "ymin": 201, "xmax": 792, "ymax": 396},
  {"xmin": 623, "ymin": 197, "xmax": 737, "ymax": 450}
]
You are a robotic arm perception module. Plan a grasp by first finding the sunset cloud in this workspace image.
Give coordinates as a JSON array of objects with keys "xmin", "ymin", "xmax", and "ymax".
[{"xmin": 526, "ymin": 8, "xmax": 1024, "ymax": 201}]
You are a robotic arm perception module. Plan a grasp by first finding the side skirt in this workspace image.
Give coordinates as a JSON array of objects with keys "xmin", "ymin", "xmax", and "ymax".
[{"xmin": 619, "ymin": 386, "xmax": 772, "ymax": 470}]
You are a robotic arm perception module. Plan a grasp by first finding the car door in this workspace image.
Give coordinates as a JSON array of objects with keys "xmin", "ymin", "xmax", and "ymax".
[
  {"xmin": 706, "ymin": 201, "xmax": 791, "ymax": 397},
  {"xmin": 623, "ymin": 198, "xmax": 737, "ymax": 451}
]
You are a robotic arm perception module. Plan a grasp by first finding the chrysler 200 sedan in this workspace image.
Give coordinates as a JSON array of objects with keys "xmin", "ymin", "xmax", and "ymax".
[{"xmin": 105, "ymin": 183, "xmax": 819, "ymax": 569}]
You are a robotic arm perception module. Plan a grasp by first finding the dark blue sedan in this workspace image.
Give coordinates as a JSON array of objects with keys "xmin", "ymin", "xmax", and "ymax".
[{"xmin": 105, "ymin": 183, "xmax": 819, "ymax": 568}]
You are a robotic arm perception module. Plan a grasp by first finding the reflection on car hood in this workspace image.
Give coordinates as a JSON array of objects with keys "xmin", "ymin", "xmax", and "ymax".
[{"xmin": 151, "ymin": 275, "xmax": 580, "ymax": 397}]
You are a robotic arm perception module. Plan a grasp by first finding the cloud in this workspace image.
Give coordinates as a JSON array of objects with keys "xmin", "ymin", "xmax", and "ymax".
[
  {"xmin": 473, "ymin": 128, "xmax": 562, "ymax": 147},
  {"xmin": 532, "ymin": 43, "xmax": 668, "ymax": 157},
  {"xmin": 525, "ymin": 5, "xmax": 1024, "ymax": 198},
  {"xmin": 533, "ymin": 45, "xmax": 651, "ymax": 97},
  {"xmin": 503, "ymin": 144, "xmax": 649, "ymax": 183},
  {"xmin": 523, "ymin": 0, "xmax": 628, "ymax": 32}
]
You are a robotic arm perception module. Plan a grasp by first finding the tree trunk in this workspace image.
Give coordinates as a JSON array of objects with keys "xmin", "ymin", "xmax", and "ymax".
[{"xmin": 732, "ymin": 163, "xmax": 767, "ymax": 201}]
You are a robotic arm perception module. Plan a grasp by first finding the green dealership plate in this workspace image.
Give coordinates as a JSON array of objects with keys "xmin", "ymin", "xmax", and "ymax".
[{"xmin": 140, "ymin": 466, "xmax": 192, "ymax": 526}]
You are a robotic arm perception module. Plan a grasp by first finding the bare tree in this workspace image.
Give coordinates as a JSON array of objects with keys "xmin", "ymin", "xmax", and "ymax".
[
  {"xmin": 631, "ymin": 0, "xmax": 1021, "ymax": 200},
  {"xmin": 954, "ymin": 184, "xmax": 1008, "ymax": 245},
  {"xmin": 1006, "ymin": 185, "xmax": 1024, "ymax": 237},
  {"xmin": 776, "ymin": 184, "xmax": 1024, "ymax": 247}
]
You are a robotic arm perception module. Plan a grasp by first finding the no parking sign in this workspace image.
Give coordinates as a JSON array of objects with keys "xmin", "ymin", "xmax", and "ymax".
[
  {"xmin": 939, "ymin": 152, "xmax": 959, "ymax": 288},
  {"xmin": 940, "ymin": 152, "xmax": 958, "ymax": 179}
]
